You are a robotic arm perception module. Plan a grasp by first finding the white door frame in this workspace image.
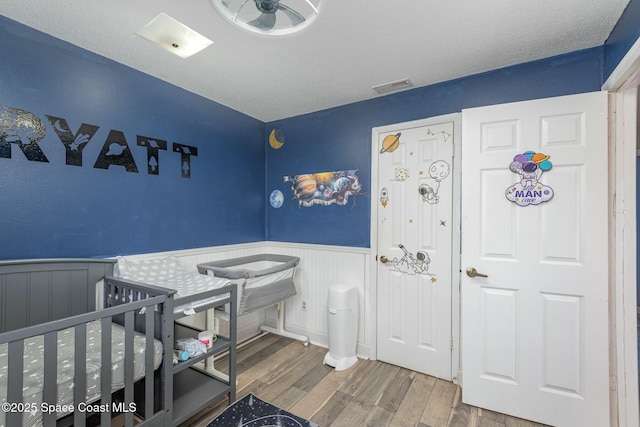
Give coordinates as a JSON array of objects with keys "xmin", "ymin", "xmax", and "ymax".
[
  {"xmin": 603, "ymin": 37, "xmax": 640, "ymax": 427},
  {"xmin": 370, "ymin": 113, "xmax": 462, "ymax": 382}
]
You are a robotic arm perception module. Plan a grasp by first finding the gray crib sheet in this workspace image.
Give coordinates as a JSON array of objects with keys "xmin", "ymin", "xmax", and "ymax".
[{"xmin": 0, "ymin": 320, "xmax": 163, "ymax": 427}]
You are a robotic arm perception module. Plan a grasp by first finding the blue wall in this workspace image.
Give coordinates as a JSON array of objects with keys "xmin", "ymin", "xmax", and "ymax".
[
  {"xmin": 3, "ymin": 1, "xmax": 640, "ymax": 258},
  {"xmin": 265, "ymin": 48, "xmax": 604, "ymax": 247},
  {"xmin": 0, "ymin": 16, "xmax": 265, "ymax": 259},
  {"xmin": 604, "ymin": 0, "xmax": 640, "ymax": 81},
  {"xmin": 267, "ymin": 0, "xmax": 640, "ymax": 248}
]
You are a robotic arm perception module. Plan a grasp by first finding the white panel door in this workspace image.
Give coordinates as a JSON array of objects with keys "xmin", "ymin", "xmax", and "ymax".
[
  {"xmin": 460, "ymin": 92, "xmax": 609, "ymax": 426},
  {"xmin": 374, "ymin": 115, "xmax": 456, "ymax": 379}
]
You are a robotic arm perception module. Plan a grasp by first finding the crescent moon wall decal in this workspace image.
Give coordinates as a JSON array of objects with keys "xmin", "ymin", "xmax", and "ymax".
[
  {"xmin": 53, "ymin": 119, "xmax": 67, "ymax": 133},
  {"xmin": 269, "ymin": 129, "xmax": 285, "ymax": 149}
]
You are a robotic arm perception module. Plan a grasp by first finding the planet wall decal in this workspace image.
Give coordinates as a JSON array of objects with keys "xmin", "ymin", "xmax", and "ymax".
[
  {"xmin": 270, "ymin": 190, "xmax": 284, "ymax": 208},
  {"xmin": 380, "ymin": 132, "xmax": 401, "ymax": 154},
  {"xmin": 269, "ymin": 129, "xmax": 285, "ymax": 150}
]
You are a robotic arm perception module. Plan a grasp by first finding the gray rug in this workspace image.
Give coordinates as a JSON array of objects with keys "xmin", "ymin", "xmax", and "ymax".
[{"xmin": 207, "ymin": 393, "xmax": 319, "ymax": 427}]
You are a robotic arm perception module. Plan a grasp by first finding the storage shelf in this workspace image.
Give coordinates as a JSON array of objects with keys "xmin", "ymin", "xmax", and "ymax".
[
  {"xmin": 172, "ymin": 323, "xmax": 230, "ymax": 374},
  {"xmin": 172, "ymin": 367, "xmax": 231, "ymax": 425},
  {"xmin": 168, "ymin": 281, "xmax": 237, "ymax": 426}
]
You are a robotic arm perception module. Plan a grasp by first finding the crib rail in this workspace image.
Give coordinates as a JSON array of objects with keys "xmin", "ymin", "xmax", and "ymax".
[{"xmin": 0, "ymin": 280, "xmax": 175, "ymax": 427}]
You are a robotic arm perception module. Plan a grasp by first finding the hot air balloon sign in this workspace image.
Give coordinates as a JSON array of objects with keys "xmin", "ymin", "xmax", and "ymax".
[
  {"xmin": 283, "ymin": 170, "xmax": 363, "ymax": 207},
  {"xmin": 505, "ymin": 151, "xmax": 554, "ymax": 206}
]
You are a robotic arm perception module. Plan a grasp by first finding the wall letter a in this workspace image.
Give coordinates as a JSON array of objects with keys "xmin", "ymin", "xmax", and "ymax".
[{"xmin": 93, "ymin": 130, "xmax": 139, "ymax": 173}]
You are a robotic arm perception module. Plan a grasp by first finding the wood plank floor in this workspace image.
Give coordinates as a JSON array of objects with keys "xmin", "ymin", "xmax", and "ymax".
[{"xmin": 179, "ymin": 334, "xmax": 550, "ymax": 427}]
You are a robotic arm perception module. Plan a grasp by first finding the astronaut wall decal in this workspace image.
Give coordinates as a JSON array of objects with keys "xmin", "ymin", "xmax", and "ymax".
[
  {"xmin": 418, "ymin": 160, "xmax": 451, "ymax": 204},
  {"xmin": 392, "ymin": 243, "xmax": 435, "ymax": 281}
]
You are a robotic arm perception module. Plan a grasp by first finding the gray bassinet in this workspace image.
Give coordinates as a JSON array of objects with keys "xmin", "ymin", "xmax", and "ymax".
[
  {"xmin": 197, "ymin": 254, "xmax": 299, "ymax": 316},
  {"xmin": 197, "ymin": 254, "xmax": 309, "ymax": 345}
]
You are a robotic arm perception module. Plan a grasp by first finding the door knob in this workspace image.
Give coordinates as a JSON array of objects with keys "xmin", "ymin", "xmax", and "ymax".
[
  {"xmin": 466, "ymin": 267, "xmax": 488, "ymax": 278},
  {"xmin": 380, "ymin": 255, "xmax": 389, "ymax": 263}
]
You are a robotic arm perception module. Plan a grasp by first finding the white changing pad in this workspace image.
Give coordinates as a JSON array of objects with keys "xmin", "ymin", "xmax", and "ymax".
[
  {"xmin": 0, "ymin": 321, "xmax": 163, "ymax": 427},
  {"xmin": 115, "ymin": 256, "xmax": 231, "ymax": 314}
]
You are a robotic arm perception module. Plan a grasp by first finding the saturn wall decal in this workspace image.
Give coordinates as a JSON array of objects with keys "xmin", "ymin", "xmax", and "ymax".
[{"xmin": 380, "ymin": 132, "xmax": 401, "ymax": 154}]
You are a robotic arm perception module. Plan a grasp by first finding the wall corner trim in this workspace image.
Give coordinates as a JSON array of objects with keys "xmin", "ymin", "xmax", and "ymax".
[{"xmin": 603, "ymin": 36, "xmax": 640, "ymax": 91}]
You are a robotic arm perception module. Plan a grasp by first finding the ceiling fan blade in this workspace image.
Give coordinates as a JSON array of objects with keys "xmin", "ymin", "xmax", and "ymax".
[
  {"xmin": 248, "ymin": 12, "xmax": 276, "ymax": 30},
  {"xmin": 278, "ymin": 3, "xmax": 305, "ymax": 26},
  {"xmin": 235, "ymin": 0, "xmax": 252, "ymax": 13}
]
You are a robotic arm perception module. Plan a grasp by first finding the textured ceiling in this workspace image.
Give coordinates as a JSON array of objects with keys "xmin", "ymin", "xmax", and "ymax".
[{"xmin": 0, "ymin": 0, "xmax": 630, "ymax": 122}]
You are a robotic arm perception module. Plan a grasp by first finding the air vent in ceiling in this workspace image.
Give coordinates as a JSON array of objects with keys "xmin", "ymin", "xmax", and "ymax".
[{"xmin": 372, "ymin": 78, "xmax": 413, "ymax": 94}]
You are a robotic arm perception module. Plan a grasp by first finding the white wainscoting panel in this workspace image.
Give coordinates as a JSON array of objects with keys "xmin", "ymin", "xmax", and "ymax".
[
  {"xmin": 113, "ymin": 242, "xmax": 372, "ymax": 357},
  {"xmin": 265, "ymin": 242, "xmax": 371, "ymax": 357}
]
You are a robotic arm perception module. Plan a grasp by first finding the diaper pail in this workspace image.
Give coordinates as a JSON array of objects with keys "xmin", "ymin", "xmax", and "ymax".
[{"xmin": 323, "ymin": 284, "xmax": 358, "ymax": 371}]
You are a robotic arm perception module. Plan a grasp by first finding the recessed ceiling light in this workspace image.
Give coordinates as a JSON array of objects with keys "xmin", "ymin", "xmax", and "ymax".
[{"xmin": 136, "ymin": 12, "xmax": 213, "ymax": 59}]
